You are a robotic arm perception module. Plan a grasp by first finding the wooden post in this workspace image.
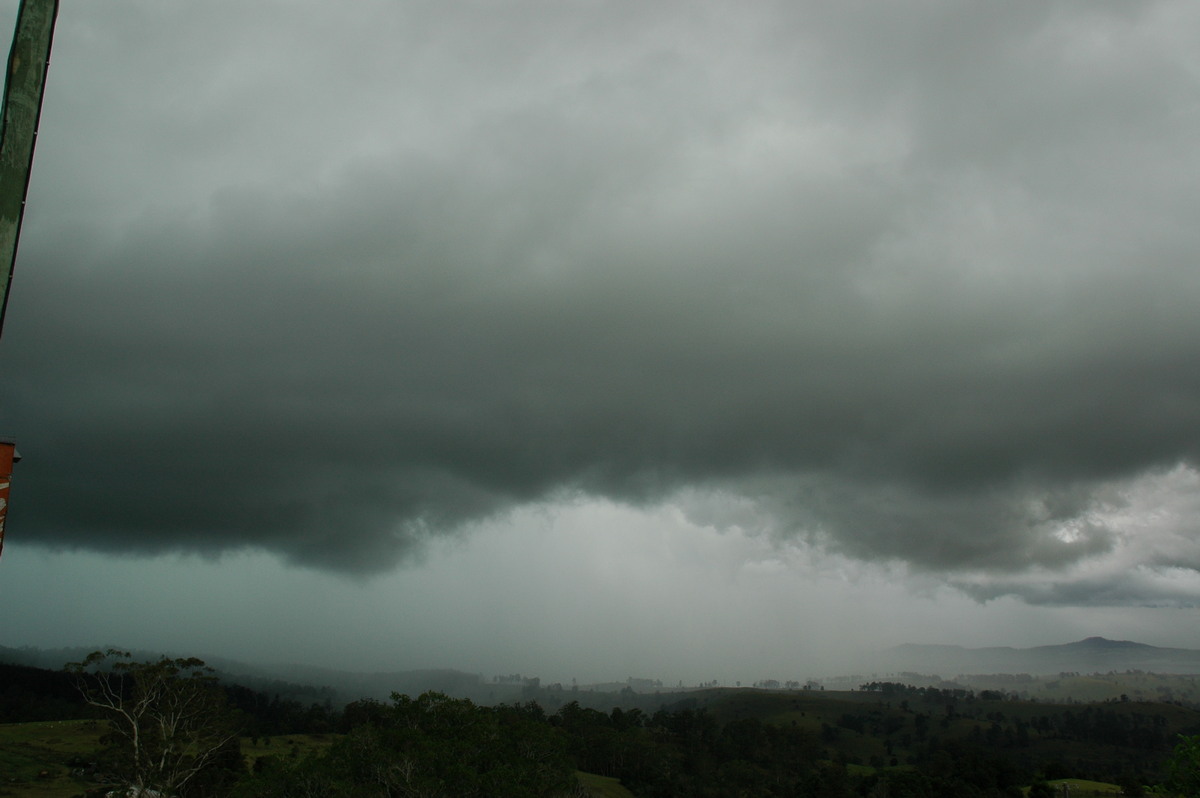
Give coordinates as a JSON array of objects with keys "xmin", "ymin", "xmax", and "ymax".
[
  {"xmin": 0, "ymin": 0, "xmax": 57, "ymax": 558},
  {"xmin": 0, "ymin": 0, "xmax": 59, "ymax": 338}
]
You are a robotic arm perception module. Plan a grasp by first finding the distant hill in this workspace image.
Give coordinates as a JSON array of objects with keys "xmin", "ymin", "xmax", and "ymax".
[
  {"xmin": 0, "ymin": 644, "xmax": 345, "ymax": 706},
  {"xmin": 0, "ymin": 644, "xmax": 529, "ymax": 707},
  {"xmin": 874, "ymin": 637, "xmax": 1200, "ymax": 676},
  {"xmin": 6, "ymin": 637, "xmax": 1200, "ymax": 707}
]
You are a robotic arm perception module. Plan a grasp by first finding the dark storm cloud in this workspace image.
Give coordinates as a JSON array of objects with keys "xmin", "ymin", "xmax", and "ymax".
[{"xmin": 3, "ymin": 0, "xmax": 1200, "ymax": 597}]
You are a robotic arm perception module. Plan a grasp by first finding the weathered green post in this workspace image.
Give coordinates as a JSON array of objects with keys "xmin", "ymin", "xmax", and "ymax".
[
  {"xmin": 0, "ymin": 0, "xmax": 58, "ymax": 338},
  {"xmin": 0, "ymin": 0, "xmax": 57, "ymax": 558}
]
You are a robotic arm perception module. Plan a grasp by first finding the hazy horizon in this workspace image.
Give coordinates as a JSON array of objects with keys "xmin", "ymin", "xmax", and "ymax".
[
  {"xmin": 5, "ymin": 624, "xmax": 1193, "ymax": 690},
  {"xmin": 2, "ymin": 1, "xmax": 1200, "ymax": 687}
]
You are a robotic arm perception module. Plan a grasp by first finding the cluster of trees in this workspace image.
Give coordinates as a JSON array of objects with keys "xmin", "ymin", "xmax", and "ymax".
[
  {"xmin": 1024, "ymin": 706, "xmax": 1172, "ymax": 749},
  {"xmin": 238, "ymin": 695, "xmax": 580, "ymax": 797},
  {"xmin": 750, "ymin": 679, "xmax": 821, "ymax": 690},
  {"xmin": 241, "ymin": 695, "xmax": 1036, "ymax": 797},
  {"xmin": 67, "ymin": 650, "xmax": 247, "ymax": 797},
  {"xmin": 0, "ymin": 661, "xmax": 88, "ymax": 721},
  {"xmin": 556, "ymin": 701, "xmax": 856, "ymax": 796},
  {"xmin": 859, "ymin": 681, "xmax": 992, "ymax": 703},
  {"xmin": 46, "ymin": 652, "xmax": 1200, "ymax": 797},
  {"xmin": 222, "ymin": 684, "xmax": 338, "ymax": 737}
]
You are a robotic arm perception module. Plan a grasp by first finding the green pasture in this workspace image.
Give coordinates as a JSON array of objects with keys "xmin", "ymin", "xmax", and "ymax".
[
  {"xmin": 239, "ymin": 731, "xmax": 334, "ymax": 772},
  {"xmin": 1042, "ymin": 777, "xmax": 1124, "ymax": 796},
  {"xmin": 0, "ymin": 719, "xmax": 106, "ymax": 798},
  {"xmin": 576, "ymin": 770, "xmax": 637, "ymax": 798},
  {"xmin": 0, "ymin": 723, "xmax": 622, "ymax": 797},
  {"xmin": 0, "ymin": 720, "xmax": 336, "ymax": 798}
]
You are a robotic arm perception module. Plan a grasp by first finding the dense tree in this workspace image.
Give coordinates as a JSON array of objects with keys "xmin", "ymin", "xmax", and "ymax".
[
  {"xmin": 67, "ymin": 649, "xmax": 243, "ymax": 797},
  {"xmin": 2, "ymin": 653, "xmax": 1184, "ymax": 797},
  {"xmin": 1168, "ymin": 735, "xmax": 1200, "ymax": 797},
  {"xmin": 236, "ymin": 691, "xmax": 581, "ymax": 798},
  {"xmin": 1027, "ymin": 781, "xmax": 1055, "ymax": 798},
  {"xmin": 0, "ymin": 662, "xmax": 86, "ymax": 721}
]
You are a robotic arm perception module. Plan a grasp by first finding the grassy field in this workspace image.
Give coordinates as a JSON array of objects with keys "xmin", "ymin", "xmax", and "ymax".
[
  {"xmin": 0, "ymin": 723, "xmax": 619, "ymax": 797},
  {"xmin": 1042, "ymin": 777, "xmax": 1124, "ymax": 796},
  {"xmin": 576, "ymin": 771, "xmax": 637, "ymax": 798},
  {"xmin": 0, "ymin": 719, "xmax": 106, "ymax": 798},
  {"xmin": 239, "ymin": 732, "xmax": 334, "ymax": 772},
  {"xmin": 0, "ymin": 720, "xmax": 334, "ymax": 798}
]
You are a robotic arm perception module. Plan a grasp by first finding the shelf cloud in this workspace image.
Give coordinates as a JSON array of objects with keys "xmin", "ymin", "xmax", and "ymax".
[{"xmin": 3, "ymin": 0, "xmax": 1200, "ymax": 608}]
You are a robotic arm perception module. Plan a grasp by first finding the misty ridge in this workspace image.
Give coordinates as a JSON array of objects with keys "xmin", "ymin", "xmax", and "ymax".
[
  {"xmin": 871, "ymin": 637, "xmax": 1200, "ymax": 679},
  {"xmin": 8, "ymin": 636, "xmax": 1200, "ymax": 710}
]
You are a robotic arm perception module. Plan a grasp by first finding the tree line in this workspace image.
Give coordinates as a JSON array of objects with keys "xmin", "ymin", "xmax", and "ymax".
[{"xmin": 8, "ymin": 651, "xmax": 1200, "ymax": 796}]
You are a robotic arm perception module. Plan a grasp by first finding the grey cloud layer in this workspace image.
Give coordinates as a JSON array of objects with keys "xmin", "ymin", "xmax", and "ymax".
[{"xmin": 3, "ymin": 0, "xmax": 1199, "ymax": 595}]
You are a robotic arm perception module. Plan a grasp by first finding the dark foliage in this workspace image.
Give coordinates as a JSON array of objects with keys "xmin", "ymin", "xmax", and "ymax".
[
  {"xmin": 5, "ymin": 657, "xmax": 1198, "ymax": 795},
  {"xmin": 0, "ymin": 662, "xmax": 89, "ymax": 721},
  {"xmin": 67, "ymin": 651, "xmax": 245, "ymax": 797},
  {"xmin": 223, "ymin": 683, "xmax": 338, "ymax": 736},
  {"xmin": 234, "ymin": 692, "xmax": 579, "ymax": 797}
]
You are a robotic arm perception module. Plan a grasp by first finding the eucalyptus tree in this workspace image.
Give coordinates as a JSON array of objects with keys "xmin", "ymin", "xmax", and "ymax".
[{"xmin": 67, "ymin": 649, "xmax": 242, "ymax": 796}]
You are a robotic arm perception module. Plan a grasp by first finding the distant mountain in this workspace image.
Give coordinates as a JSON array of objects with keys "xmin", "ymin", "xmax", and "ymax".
[
  {"xmin": 8, "ymin": 637, "xmax": 1200, "ymax": 704},
  {"xmin": 874, "ymin": 637, "xmax": 1200, "ymax": 676}
]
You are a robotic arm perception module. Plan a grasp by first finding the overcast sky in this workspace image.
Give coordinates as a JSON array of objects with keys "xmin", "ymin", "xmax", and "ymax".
[{"xmin": 2, "ymin": 0, "xmax": 1200, "ymax": 684}]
